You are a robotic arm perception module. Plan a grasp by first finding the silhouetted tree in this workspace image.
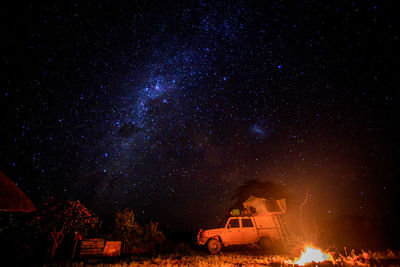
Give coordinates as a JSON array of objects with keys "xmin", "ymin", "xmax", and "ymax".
[
  {"xmin": 32, "ymin": 198, "xmax": 99, "ymax": 258},
  {"xmin": 111, "ymin": 209, "xmax": 166, "ymax": 255},
  {"xmin": 142, "ymin": 221, "xmax": 166, "ymax": 251},
  {"xmin": 231, "ymin": 179, "xmax": 286, "ymax": 209},
  {"xmin": 113, "ymin": 209, "xmax": 142, "ymax": 254}
]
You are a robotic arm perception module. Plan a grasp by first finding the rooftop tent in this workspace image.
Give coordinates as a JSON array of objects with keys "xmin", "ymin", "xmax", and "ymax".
[
  {"xmin": 243, "ymin": 195, "xmax": 286, "ymax": 214},
  {"xmin": 0, "ymin": 171, "xmax": 36, "ymax": 212}
]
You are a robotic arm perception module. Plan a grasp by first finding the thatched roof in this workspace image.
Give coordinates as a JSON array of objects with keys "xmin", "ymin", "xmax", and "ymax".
[{"xmin": 0, "ymin": 171, "xmax": 36, "ymax": 212}]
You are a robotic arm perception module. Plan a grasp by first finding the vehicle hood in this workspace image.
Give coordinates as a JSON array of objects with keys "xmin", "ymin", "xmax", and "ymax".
[{"xmin": 203, "ymin": 228, "xmax": 225, "ymax": 235}]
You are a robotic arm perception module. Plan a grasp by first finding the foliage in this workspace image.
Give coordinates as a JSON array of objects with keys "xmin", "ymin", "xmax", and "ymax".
[
  {"xmin": 113, "ymin": 209, "xmax": 142, "ymax": 254},
  {"xmin": 142, "ymin": 221, "xmax": 166, "ymax": 250},
  {"xmin": 112, "ymin": 209, "xmax": 166, "ymax": 254},
  {"xmin": 32, "ymin": 198, "xmax": 99, "ymax": 257}
]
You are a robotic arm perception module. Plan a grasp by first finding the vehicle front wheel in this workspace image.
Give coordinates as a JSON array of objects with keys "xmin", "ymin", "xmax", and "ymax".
[{"xmin": 207, "ymin": 238, "xmax": 221, "ymax": 254}]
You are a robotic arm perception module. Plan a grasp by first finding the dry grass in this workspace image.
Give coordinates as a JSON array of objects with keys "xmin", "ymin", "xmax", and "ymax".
[
  {"xmin": 45, "ymin": 250, "xmax": 400, "ymax": 267},
  {"xmin": 333, "ymin": 249, "xmax": 400, "ymax": 266},
  {"xmin": 64, "ymin": 254, "xmax": 287, "ymax": 267}
]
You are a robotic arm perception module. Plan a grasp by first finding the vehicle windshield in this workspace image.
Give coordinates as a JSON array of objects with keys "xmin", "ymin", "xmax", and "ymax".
[{"xmin": 218, "ymin": 217, "xmax": 228, "ymax": 228}]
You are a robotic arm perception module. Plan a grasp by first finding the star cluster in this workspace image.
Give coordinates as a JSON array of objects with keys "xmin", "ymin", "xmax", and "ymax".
[{"xmin": 1, "ymin": 1, "xmax": 397, "ymax": 229}]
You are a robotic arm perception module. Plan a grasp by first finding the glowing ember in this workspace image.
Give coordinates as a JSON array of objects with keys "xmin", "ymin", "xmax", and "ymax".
[{"xmin": 294, "ymin": 246, "xmax": 333, "ymax": 266}]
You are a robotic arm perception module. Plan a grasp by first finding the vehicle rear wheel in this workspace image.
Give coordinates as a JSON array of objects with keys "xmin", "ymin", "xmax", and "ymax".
[
  {"xmin": 258, "ymin": 237, "xmax": 272, "ymax": 250},
  {"xmin": 207, "ymin": 238, "xmax": 221, "ymax": 254}
]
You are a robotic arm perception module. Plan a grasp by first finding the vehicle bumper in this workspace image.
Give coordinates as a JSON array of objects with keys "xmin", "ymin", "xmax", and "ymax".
[
  {"xmin": 197, "ymin": 236, "xmax": 208, "ymax": 245},
  {"xmin": 197, "ymin": 231, "xmax": 207, "ymax": 245}
]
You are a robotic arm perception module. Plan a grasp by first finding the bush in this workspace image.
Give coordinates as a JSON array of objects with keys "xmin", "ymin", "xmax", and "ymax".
[
  {"xmin": 111, "ymin": 209, "xmax": 166, "ymax": 255},
  {"xmin": 32, "ymin": 198, "xmax": 99, "ymax": 258},
  {"xmin": 112, "ymin": 209, "xmax": 142, "ymax": 254}
]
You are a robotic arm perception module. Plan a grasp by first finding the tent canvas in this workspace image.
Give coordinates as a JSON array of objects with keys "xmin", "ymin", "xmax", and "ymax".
[{"xmin": 243, "ymin": 195, "xmax": 286, "ymax": 214}]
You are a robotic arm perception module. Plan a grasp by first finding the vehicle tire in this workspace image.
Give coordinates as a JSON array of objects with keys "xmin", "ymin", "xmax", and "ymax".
[
  {"xmin": 207, "ymin": 238, "xmax": 221, "ymax": 254},
  {"xmin": 258, "ymin": 237, "xmax": 272, "ymax": 250}
]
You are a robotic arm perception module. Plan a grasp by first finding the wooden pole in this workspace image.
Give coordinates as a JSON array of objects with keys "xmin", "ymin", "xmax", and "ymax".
[{"xmin": 72, "ymin": 239, "xmax": 78, "ymax": 259}]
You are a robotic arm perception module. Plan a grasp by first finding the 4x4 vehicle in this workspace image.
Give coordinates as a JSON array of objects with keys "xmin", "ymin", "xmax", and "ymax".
[{"xmin": 198, "ymin": 197, "xmax": 290, "ymax": 254}]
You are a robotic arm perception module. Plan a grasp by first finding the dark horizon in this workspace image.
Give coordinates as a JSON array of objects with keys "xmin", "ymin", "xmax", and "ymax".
[{"xmin": 1, "ymin": 0, "xmax": 398, "ymax": 241}]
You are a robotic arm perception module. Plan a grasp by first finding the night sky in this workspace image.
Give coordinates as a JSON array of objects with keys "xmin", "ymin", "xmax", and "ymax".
[{"xmin": 1, "ymin": 1, "xmax": 398, "ymax": 231}]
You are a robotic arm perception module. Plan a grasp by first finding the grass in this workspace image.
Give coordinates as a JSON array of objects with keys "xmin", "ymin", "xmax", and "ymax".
[
  {"xmin": 46, "ymin": 253, "xmax": 288, "ymax": 267},
  {"xmin": 43, "ymin": 249, "xmax": 400, "ymax": 267}
]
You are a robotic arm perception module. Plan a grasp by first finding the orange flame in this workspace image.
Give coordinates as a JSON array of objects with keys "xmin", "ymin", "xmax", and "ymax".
[{"xmin": 294, "ymin": 246, "xmax": 333, "ymax": 266}]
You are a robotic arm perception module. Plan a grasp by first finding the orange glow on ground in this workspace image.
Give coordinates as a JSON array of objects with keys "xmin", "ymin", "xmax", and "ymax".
[{"xmin": 294, "ymin": 246, "xmax": 333, "ymax": 266}]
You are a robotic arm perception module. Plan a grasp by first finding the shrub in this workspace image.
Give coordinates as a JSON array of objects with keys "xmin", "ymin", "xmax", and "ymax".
[
  {"xmin": 111, "ymin": 209, "xmax": 166, "ymax": 255},
  {"xmin": 32, "ymin": 198, "xmax": 99, "ymax": 257}
]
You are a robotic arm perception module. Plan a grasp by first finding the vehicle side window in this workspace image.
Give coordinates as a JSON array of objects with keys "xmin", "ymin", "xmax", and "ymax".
[
  {"xmin": 242, "ymin": 218, "xmax": 253, "ymax": 228},
  {"xmin": 227, "ymin": 219, "xmax": 239, "ymax": 228}
]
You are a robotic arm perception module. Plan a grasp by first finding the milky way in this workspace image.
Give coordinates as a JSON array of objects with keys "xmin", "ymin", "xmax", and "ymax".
[{"xmin": 2, "ymin": 1, "xmax": 397, "ymax": 230}]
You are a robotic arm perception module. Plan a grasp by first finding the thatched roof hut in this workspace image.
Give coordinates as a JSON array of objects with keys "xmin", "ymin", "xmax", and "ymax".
[{"xmin": 0, "ymin": 171, "xmax": 36, "ymax": 212}]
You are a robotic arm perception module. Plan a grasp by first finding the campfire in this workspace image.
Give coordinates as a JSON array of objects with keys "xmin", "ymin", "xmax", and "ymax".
[{"xmin": 294, "ymin": 245, "xmax": 333, "ymax": 266}]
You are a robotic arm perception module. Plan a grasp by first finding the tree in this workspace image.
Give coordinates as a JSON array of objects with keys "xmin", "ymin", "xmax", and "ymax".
[
  {"xmin": 231, "ymin": 179, "xmax": 286, "ymax": 209},
  {"xmin": 142, "ymin": 221, "xmax": 165, "ymax": 251},
  {"xmin": 33, "ymin": 198, "xmax": 99, "ymax": 257},
  {"xmin": 112, "ymin": 209, "xmax": 166, "ymax": 254},
  {"xmin": 113, "ymin": 209, "xmax": 142, "ymax": 254}
]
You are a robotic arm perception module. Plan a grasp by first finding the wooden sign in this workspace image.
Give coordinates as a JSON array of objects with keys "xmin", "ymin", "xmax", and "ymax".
[
  {"xmin": 103, "ymin": 241, "xmax": 121, "ymax": 256},
  {"xmin": 80, "ymin": 238, "xmax": 105, "ymax": 256}
]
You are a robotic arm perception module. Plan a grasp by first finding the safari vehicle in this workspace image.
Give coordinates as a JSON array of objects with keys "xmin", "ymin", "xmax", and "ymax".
[{"xmin": 197, "ymin": 196, "xmax": 290, "ymax": 254}]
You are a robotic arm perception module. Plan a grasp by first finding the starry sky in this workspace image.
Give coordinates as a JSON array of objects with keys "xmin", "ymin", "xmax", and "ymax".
[{"xmin": 1, "ymin": 1, "xmax": 398, "ymax": 231}]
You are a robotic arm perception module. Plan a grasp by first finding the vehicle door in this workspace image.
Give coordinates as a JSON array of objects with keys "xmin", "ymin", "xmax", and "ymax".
[
  {"xmin": 240, "ymin": 218, "xmax": 258, "ymax": 244},
  {"xmin": 221, "ymin": 218, "xmax": 241, "ymax": 245}
]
